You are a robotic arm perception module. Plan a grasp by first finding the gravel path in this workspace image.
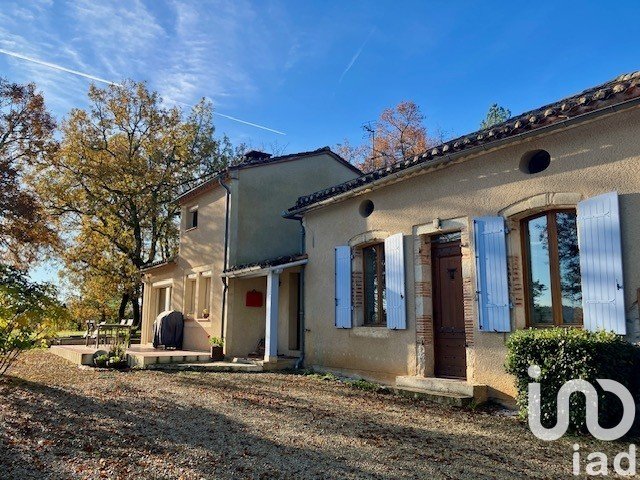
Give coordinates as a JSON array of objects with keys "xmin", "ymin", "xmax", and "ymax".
[{"xmin": 0, "ymin": 350, "xmax": 631, "ymax": 479}]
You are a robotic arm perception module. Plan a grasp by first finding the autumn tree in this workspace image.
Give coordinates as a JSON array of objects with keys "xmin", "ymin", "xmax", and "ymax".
[
  {"xmin": 337, "ymin": 101, "xmax": 434, "ymax": 173},
  {"xmin": 480, "ymin": 103, "xmax": 511, "ymax": 129},
  {"xmin": 33, "ymin": 81, "xmax": 240, "ymax": 325},
  {"xmin": 0, "ymin": 79, "xmax": 58, "ymax": 265}
]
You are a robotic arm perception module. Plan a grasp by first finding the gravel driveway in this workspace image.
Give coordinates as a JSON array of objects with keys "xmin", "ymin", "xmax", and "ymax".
[{"xmin": 0, "ymin": 350, "xmax": 631, "ymax": 479}]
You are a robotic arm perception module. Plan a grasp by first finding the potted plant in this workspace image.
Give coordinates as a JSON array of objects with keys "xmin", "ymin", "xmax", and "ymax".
[
  {"xmin": 202, "ymin": 308, "xmax": 209, "ymax": 319},
  {"xmin": 209, "ymin": 336, "xmax": 224, "ymax": 361}
]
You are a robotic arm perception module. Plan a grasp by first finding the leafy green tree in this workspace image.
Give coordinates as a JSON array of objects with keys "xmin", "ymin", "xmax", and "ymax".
[
  {"xmin": 480, "ymin": 103, "xmax": 511, "ymax": 129},
  {"xmin": 32, "ymin": 81, "xmax": 241, "ymax": 325},
  {"xmin": 0, "ymin": 264, "xmax": 69, "ymax": 375}
]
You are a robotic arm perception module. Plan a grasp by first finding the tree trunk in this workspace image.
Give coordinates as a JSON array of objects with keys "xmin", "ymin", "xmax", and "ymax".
[
  {"xmin": 118, "ymin": 292, "xmax": 129, "ymax": 320},
  {"xmin": 131, "ymin": 295, "xmax": 141, "ymax": 327}
]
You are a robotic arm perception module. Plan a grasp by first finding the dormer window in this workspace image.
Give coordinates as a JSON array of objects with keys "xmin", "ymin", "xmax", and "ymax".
[{"xmin": 187, "ymin": 206, "xmax": 198, "ymax": 230}]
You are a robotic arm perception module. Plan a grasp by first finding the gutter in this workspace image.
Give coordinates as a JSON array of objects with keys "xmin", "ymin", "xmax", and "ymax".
[
  {"xmin": 219, "ymin": 176, "xmax": 231, "ymax": 340},
  {"xmin": 285, "ymin": 96, "xmax": 640, "ymax": 218}
]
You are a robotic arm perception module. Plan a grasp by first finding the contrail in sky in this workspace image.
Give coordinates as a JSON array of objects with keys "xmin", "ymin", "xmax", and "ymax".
[
  {"xmin": 339, "ymin": 28, "xmax": 375, "ymax": 84},
  {"xmin": 0, "ymin": 47, "xmax": 285, "ymax": 135},
  {"xmin": 0, "ymin": 48, "xmax": 121, "ymax": 85}
]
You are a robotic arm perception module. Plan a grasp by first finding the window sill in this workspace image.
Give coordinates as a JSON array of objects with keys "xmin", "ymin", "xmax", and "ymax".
[
  {"xmin": 350, "ymin": 326, "xmax": 390, "ymax": 338},
  {"xmin": 185, "ymin": 227, "xmax": 198, "ymax": 233}
]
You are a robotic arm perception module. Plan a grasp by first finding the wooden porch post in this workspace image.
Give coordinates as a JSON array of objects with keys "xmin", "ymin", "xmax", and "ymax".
[{"xmin": 265, "ymin": 269, "xmax": 281, "ymax": 362}]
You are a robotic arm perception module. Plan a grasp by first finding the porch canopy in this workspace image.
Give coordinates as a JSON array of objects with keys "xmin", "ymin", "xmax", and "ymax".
[{"xmin": 222, "ymin": 254, "xmax": 307, "ymax": 362}]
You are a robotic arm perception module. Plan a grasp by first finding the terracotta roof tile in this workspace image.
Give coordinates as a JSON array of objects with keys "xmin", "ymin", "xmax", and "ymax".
[{"xmin": 286, "ymin": 71, "xmax": 640, "ymax": 216}]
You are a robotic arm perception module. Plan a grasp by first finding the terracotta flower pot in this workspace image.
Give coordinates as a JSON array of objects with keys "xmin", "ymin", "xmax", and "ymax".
[{"xmin": 210, "ymin": 345, "xmax": 224, "ymax": 361}]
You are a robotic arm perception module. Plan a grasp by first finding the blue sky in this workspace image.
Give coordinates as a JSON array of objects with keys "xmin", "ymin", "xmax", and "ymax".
[{"xmin": 2, "ymin": 0, "xmax": 639, "ymax": 285}]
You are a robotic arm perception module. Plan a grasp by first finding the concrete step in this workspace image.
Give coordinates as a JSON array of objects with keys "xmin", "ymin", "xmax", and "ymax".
[
  {"xmin": 393, "ymin": 386, "xmax": 474, "ymax": 407},
  {"xmin": 395, "ymin": 375, "xmax": 487, "ymax": 403},
  {"xmin": 231, "ymin": 357, "xmax": 257, "ymax": 364},
  {"xmin": 146, "ymin": 361, "xmax": 263, "ymax": 372},
  {"xmin": 127, "ymin": 353, "xmax": 210, "ymax": 368}
]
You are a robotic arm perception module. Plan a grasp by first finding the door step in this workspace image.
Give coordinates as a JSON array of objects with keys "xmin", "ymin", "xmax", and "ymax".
[
  {"xmin": 393, "ymin": 386, "xmax": 474, "ymax": 407},
  {"xmin": 395, "ymin": 376, "xmax": 487, "ymax": 403}
]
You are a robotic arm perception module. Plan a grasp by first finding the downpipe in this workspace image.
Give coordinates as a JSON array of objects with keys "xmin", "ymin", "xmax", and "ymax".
[
  {"xmin": 219, "ymin": 176, "xmax": 231, "ymax": 340},
  {"xmin": 294, "ymin": 217, "xmax": 306, "ymax": 370}
]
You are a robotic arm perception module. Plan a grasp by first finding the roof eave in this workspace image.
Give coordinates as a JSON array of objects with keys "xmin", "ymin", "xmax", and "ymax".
[
  {"xmin": 222, "ymin": 258, "xmax": 308, "ymax": 278},
  {"xmin": 140, "ymin": 259, "xmax": 177, "ymax": 273}
]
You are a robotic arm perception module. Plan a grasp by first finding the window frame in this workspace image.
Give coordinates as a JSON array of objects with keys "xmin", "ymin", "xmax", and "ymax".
[
  {"xmin": 185, "ymin": 277, "xmax": 197, "ymax": 317},
  {"xmin": 361, "ymin": 242, "xmax": 387, "ymax": 326},
  {"xmin": 186, "ymin": 206, "xmax": 198, "ymax": 230},
  {"xmin": 520, "ymin": 208, "xmax": 582, "ymax": 328},
  {"xmin": 201, "ymin": 276, "xmax": 211, "ymax": 316}
]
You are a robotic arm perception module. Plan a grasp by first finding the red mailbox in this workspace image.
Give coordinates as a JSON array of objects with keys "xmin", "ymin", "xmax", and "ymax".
[{"xmin": 246, "ymin": 290, "xmax": 263, "ymax": 307}]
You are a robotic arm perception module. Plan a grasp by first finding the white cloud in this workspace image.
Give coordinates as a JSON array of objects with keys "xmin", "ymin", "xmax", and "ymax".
[{"xmin": 0, "ymin": 0, "xmax": 318, "ymax": 134}]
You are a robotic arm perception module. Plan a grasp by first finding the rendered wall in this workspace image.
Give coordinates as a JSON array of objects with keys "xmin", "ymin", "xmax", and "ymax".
[
  {"xmin": 234, "ymin": 153, "xmax": 359, "ymax": 265},
  {"xmin": 302, "ymin": 107, "xmax": 640, "ymax": 401}
]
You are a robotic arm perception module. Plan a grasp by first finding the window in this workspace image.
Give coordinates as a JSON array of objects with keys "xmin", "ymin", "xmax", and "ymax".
[
  {"xmin": 522, "ymin": 210, "xmax": 583, "ymax": 327},
  {"xmin": 202, "ymin": 276, "xmax": 211, "ymax": 315},
  {"xmin": 359, "ymin": 200, "xmax": 374, "ymax": 217},
  {"xmin": 187, "ymin": 207, "xmax": 198, "ymax": 229},
  {"xmin": 362, "ymin": 243, "xmax": 386, "ymax": 325},
  {"xmin": 156, "ymin": 286, "xmax": 171, "ymax": 315},
  {"xmin": 185, "ymin": 278, "xmax": 196, "ymax": 316},
  {"xmin": 520, "ymin": 150, "xmax": 551, "ymax": 174}
]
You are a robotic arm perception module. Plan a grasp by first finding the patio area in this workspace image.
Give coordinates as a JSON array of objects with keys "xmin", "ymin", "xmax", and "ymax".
[
  {"xmin": 49, "ymin": 344, "xmax": 297, "ymax": 371},
  {"xmin": 49, "ymin": 344, "xmax": 209, "ymax": 367}
]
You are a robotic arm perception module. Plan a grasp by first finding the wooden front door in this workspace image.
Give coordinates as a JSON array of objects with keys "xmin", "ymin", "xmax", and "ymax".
[{"xmin": 432, "ymin": 237, "xmax": 467, "ymax": 379}]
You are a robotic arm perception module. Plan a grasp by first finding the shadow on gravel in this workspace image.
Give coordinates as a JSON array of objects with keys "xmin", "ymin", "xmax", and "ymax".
[
  {"xmin": 1, "ymin": 377, "xmax": 389, "ymax": 479},
  {"xmin": 2, "ymin": 369, "xmax": 624, "ymax": 479}
]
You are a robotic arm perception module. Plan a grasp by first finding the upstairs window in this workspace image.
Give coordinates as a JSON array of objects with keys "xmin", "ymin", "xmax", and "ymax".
[
  {"xmin": 187, "ymin": 206, "xmax": 198, "ymax": 229},
  {"xmin": 522, "ymin": 210, "xmax": 583, "ymax": 327},
  {"xmin": 362, "ymin": 243, "xmax": 386, "ymax": 326}
]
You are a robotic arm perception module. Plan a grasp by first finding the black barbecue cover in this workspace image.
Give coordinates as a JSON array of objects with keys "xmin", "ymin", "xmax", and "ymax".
[{"xmin": 153, "ymin": 310, "xmax": 184, "ymax": 349}]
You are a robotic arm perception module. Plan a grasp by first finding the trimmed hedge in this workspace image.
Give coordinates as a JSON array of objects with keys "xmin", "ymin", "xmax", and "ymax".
[{"xmin": 505, "ymin": 328, "xmax": 640, "ymax": 434}]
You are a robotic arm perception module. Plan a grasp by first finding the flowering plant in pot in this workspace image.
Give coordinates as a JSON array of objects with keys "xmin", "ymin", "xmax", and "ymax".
[{"xmin": 209, "ymin": 336, "xmax": 224, "ymax": 361}]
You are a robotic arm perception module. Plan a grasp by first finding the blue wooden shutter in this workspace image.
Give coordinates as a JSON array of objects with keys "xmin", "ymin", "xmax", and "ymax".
[
  {"xmin": 335, "ymin": 246, "xmax": 352, "ymax": 328},
  {"xmin": 577, "ymin": 192, "xmax": 626, "ymax": 334},
  {"xmin": 384, "ymin": 233, "xmax": 407, "ymax": 330},
  {"xmin": 474, "ymin": 216, "xmax": 510, "ymax": 332}
]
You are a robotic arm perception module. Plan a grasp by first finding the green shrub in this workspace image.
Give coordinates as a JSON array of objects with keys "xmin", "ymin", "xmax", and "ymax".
[
  {"xmin": 94, "ymin": 354, "xmax": 109, "ymax": 368},
  {"xmin": 505, "ymin": 328, "xmax": 640, "ymax": 434},
  {"xmin": 0, "ymin": 264, "xmax": 69, "ymax": 375}
]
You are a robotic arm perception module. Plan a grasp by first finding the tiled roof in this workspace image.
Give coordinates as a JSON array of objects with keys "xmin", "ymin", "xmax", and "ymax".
[
  {"xmin": 286, "ymin": 71, "xmax": 640, "ymax": 216},
  {"xmin": 176, "ymin": 147, "xmax": 361, "ymax": 204},
  {"xmin": 224, "ymin": 254, "xmax": 308, "ymax": 274},
  {"xmin": 140, "ymin": 257, "xmax": 176, "ymax": 272}
]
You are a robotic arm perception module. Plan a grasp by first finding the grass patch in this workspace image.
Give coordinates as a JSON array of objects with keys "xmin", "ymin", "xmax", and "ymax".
[{"xmin": 55, "ymin": 329, "xmax": 85, "ymax": 338}]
